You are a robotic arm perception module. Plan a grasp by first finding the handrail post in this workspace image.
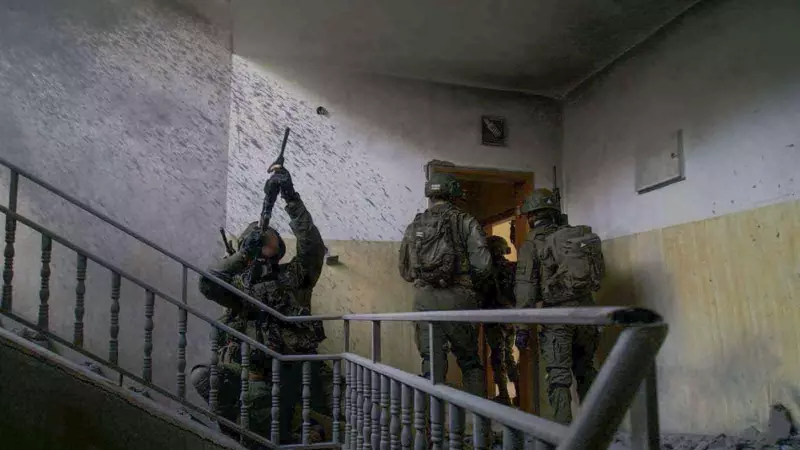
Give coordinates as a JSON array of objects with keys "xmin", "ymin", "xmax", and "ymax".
[
  {"xmin": 630, "ymin": 362, "xmax": 660, "ymax": 450},
  {"xmin": 343, "ymin": 319, "xmax": 350, "ymax": 353},
  {"xmin": 371, "ymin": 320, "xmax": 381, "ymax": 363},
  {"xmin": 557, "ymin": 325, "xmax": 667, "ymax": 450}
]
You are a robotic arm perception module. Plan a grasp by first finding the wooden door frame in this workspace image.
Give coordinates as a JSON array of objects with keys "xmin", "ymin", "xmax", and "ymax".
[{"xmin": 424, "ymin": 161, "xmax": 540, "ymax": 414}]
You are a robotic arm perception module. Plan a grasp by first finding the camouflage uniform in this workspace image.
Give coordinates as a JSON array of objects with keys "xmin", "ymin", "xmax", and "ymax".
[
  {"xmin": 482, "ymin": 236, "xmax": 520, "ymax": 405},
  {"xmin": 193, "ymin": 188, "xmax": 331, "ymax": 445},
  {"xmin": 398, "ymin": 173, "xmax": 491, "ymax": 397},
  {"xmin": 514, "ymin": 189, "xmax": 599, "ymax": 425}
]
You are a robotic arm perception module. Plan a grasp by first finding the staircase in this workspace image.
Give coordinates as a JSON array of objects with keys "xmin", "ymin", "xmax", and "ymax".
[{"xmin": 0, "ymin": 156, "xmax": 668, "ymax": 450}]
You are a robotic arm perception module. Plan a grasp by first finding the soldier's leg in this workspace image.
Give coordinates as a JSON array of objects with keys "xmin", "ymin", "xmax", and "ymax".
[
  {"xmin": 413, "ymin": 288, "xmax": 447, "ymax": 383},
  {"xmin": 539, "ymin": 324, "xmax": 575, "ymax": 424},
  {"xmin": 446, "ymin": 321, "xmax": 486, "ymax": 398},
  {"xmin": 309, "ymin": 360, "xmax": 334, "ymax": 417},
  {"xmin": 502, "ymin": 325, "xmax": 520, "ymax": 403},
  {"xmin": 572, "ymin": 325, "xmax": 600, "ymax": 402},
  {"xmin": 485, "ymin": 325, "xmax": 510, "ymax": 402},
  {"xmin": 191, "ymin": 363, "xmax": 244, "ymax": 438}
]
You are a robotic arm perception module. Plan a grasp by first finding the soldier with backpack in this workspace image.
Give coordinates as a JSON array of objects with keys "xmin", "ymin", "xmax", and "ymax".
[
  {"xmin": 398, "ymin": 172, "xmax": 491, "ymax": 397},
  {"xmin": 514, "ymin": 188, "xmax": 605, "ymax": 424}
]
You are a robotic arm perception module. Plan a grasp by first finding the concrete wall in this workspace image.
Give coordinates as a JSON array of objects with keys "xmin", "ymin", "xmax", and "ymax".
[
  {"xmin": 0, "ymin": 327, "xmax": 242, "ymax": 450},
  {"xmin": 227, "ymin": 56, "xmax": 561, "ymax": 371},
  {"xmin": 562, "ymin": 0, "xmax": 800, "ymax": 434},
  {"xmin": 0, "ymin": 0, "xmax": 232, "ymax": 401}
]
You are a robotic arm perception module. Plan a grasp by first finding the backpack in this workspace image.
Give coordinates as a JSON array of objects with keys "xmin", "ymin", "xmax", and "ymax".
[
  {"xmin": 403, "ymin": 207, "xmax": 464, "ymax": 287},
  {"xmin": 539, "ymin": 225, "xmax": 605, "ymax": 301}
]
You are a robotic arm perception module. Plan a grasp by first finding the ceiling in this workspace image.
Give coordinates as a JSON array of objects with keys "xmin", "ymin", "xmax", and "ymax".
[{"xmin": 232, "ymin": 0, "xmax": 700, "ymax": 98}]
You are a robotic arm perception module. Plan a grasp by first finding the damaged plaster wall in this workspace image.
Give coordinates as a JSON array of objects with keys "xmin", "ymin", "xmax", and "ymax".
[
  {"xmin": 562, "ymin": 0, "xmax": 800, "ymax": 434},
  {"xmin": 0, "ymin": 0, "xmax": 232, "ymax": 400},
  {"xmin": 226, "ymin": 57, "xmax": 561, "ymax": 241}
]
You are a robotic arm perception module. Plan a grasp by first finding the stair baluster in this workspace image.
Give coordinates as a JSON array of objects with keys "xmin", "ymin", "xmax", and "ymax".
[
  {"xmin": 270, "ymin": 357, "xmax": 281, "ymax": 444},
  {"xmin": 472, "ymin": 414, "xmax": 488, "ymax": 450},
  {"xmin": 372, "ymin": 369, "xmax": 381, "ymax": 450},
  {"xmin": 448, "ymin": 403, "xmax": 464, "ymax": 450},
  {"xmin": 413, "ymin": 389, "xmax": 426, "ymax": 450},
  {"xmin": 333, "ymin": 359, "xmax": 342, "ymax": 444},
  {"xmin": 364, "ymin": 367, "xmax": 373, "ymax": 450},
  {"xmin": 74, "ymin": 253, "xmax": 87, "ymax": 347},
  {"xmin": 380, "ymin": 374, "xmax": 390, "ymax": 450},
  {"xmin": 240, "ymin": 341, "xmax": 250, "ymax": 437},
  {"xmin": 356, "ymin": 364, "xmax": 364, "ymax": 450},
  {"xmin": 1, "ymin": 171, "xmax": 17, "ymax": 311},
  {"xmin": 209, "ymin": 327, "xmax": 220, "ymax": 414},
  {"xmin": 400, "ymin": 384, "xmax": 412, "ymax": 450},
  {"xmin": 143, "ymin": 290, "xmax": 154, "ymax": 382},
  {"xmin": 389, "ymin": 378, "xmax": 400, "ymax": 450},
  {"xmin": 38, "ymin": 235, "xmax": 52, "ymax": 330},
  {"xmin": 177, "ymin": 266, "xmax": 188, "ymax": 399},
  {"xmin": 344, "ymin": 361, "xmax": 352, "ymax": 449},
  {"xmin": 301, "ymin": 361, "xmax": 312, "ymax": 445},
  {"xmin": 109, "ymin": 272, "xmax": 121, "ymax": 364},
  {"xmin": 430, "ymin": 396, "xmax": 444, "ymax": 450}
]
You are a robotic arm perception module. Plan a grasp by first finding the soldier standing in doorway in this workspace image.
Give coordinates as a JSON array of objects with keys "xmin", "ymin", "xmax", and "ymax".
[
  {"xmin": 514, "ymin": 188, "xmax": 606, "ymax": 424},
  {"xmin": 482, "ymin": 235, "xmax": 520, "ymax": 406},
  {"xmin": 398, "ymin": 172, "xmax": 491, "ymax": 397}
]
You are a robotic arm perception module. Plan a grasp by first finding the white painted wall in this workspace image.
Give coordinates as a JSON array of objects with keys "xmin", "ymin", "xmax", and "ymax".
[
  {"xmin": 562, "ymin": 0, "xmax": 800, "ymax": 240},
  {"xmin": 226, "ymin": 57, "xmax": 561, "ymax": 241}
]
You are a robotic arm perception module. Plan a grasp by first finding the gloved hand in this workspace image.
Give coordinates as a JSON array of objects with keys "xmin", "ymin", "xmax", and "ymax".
[
  {"xmin": 515, "ymin": 329, "xmax": 530, "ymax": 350},
  {"xmin": 240, "ymin": 228, "xmax": 264, "ymax": 261},
  {"xmin": 273, "ymin": 167, "xmax": 297, "ymax": 200}
]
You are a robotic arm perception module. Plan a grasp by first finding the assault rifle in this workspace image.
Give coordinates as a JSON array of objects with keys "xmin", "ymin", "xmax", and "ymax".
[{"xmin": 249, "ymin": 127, "xmax": 291, "ymax": 285}]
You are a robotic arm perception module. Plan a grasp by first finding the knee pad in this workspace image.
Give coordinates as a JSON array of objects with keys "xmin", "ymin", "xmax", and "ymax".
[{"xmin": 190, "ymin": 365, "xmax": 210, "ymax": 399}]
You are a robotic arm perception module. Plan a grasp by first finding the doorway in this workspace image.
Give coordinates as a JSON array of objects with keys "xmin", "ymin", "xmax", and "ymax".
[{"xmin": 425, "ymin": 161, "xmax": 540, "ymax": 414}]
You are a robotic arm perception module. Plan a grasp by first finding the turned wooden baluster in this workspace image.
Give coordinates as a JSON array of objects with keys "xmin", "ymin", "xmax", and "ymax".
[
  {"xmin": 209, "ymin": 327, "xmax": 220, "ymax": 414},
  {"xmin": 333, "ymin": 360, "xmax": 342, "ymax": 444},
  {"xmin": 413, "ymin": 389, "xmax": 426, "ymax": 450},
  {"xmin": 430, "ymin": 396, "xmax": 444, "ymax": 450},
  {"xmin": 240, "ymin": 342, "xmax": 250, "ymax": 439},
  {"xmin": 142, "ymin": 290, "xmax": 155, "ymax": 383},
  {"xmin": 400, "ymin": 384, "xmax": 412, "ymax": 450},
  {"xmin": 344, "ymin": 361, "xmax": 352, "ymax": 449},
  {"xmin": 109, "ymin": 272, "xmax": 121, "ymax": 364},
  {"xmin": 389, "ymin": 378, "xmax": 400, "ymax": 450},
  {"xmin": 37, "ymin": 235, "xmax": 52, "ymax": 330},
  {"xmin": 177, "ymin": 267, "xmax": 188, "ymax": 399},
  {"xmin": 271, "ymin": 358, "xmax": 281, "ymax": 444},
  {"xmin": 448, "ymin": 403, "xmax": 464, "ymax": 450},
  {"xmin": 371, "ymin": 370, "xmax": 381, "ymax": 450},
  {"xmin": 363, "ymin": 367, "xmax": 373, "ymax": 450},
  {"xmin": 74, "ymin": 254, "xmax": 87, "ymax": 347},
  {"xmin": 1, "ymin": 171, "xmax": 18, "ymax": 311},
  {"xmin": 471, "ymin": 414, "xmax": 488, "ymax": 450},
  {"xmin": 302, "ymin": 361, "xmax": 312, "ymax": 445},
  {"xmin": 355, "ymin": 365, "xmax": 364, "ymax": 450}
]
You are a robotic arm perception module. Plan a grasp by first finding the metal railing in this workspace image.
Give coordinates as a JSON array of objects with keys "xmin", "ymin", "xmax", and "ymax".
[{"xmin": 0, "ymin": 158, "xmax": 667, "ymax": 450}]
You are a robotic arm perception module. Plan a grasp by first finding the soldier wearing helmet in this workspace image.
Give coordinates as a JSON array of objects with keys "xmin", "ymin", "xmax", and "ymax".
[
  {"xmin": 514, "ymin": 188, "xmax": 604, "ymax": 424},
  {"xmin": 398, "ymin": 172, "xmax": 490, "ymax": 397},
  {"xmin": 481, "ymin": 235, "xmax": 520, "ymax": 406}
]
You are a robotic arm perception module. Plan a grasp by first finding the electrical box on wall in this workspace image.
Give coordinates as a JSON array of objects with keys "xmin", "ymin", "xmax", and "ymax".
[{"xmin": 635, "ymin": 129, "xmax": 685, "ymax": 194}]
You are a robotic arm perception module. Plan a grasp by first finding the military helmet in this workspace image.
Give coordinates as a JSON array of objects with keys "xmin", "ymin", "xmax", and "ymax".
[
  {"xmin": 424, "ymin": 172, "xmax": 464, "ymax": 199},
  {"xmin": 520, "ymin": 188, "xmax": 560, "ymax": 215},
  {"xmin": 237, "ymin": 221, "xmax": 286, "ymax": 261},
  {"xmin": 486, "ymin": 235, "xmax": 511, "ymax": 256}
]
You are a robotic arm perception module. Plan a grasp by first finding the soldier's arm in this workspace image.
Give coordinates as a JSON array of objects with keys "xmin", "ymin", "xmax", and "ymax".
[
  {"xmin": 199, "ymin": 252, "xmax": 249, "ymax": 312},
  {"xmin": 461, "ymin": 215, "xmax": 492, "ymax": 278},
  {"xmin": 514, "ymin": 241, "xmax": 542, "ymax": 309},
  {"xmin": 398, "ymin": 223, "xmax": 415, "ymax": 282},
  {"xmin": 285, "ymin": 193, "xmax": 325, "ymax": 289}
]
